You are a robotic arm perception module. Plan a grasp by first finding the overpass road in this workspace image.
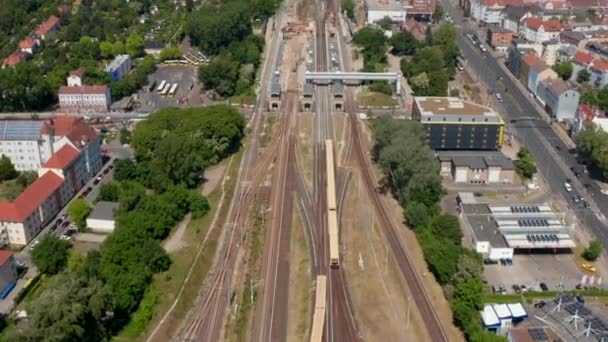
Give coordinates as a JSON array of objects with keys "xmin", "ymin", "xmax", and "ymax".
[{"xmin": 442, "ymin": 0, "xmax": 608, "ymax": 247}]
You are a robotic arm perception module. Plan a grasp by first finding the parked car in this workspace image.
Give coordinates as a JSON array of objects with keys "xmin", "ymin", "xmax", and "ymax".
[
  {"xmin": 513, "ymin": 284, "xmax": 521, "ymax": 293},
  {"xmin": 577, "ymin": 295, "xmax": 585, "ymax": 303},
  {"xmin": 564, "ymin": 182, "xmax": 572, "ymax": 192},
  {"xmin": 534, "ymin": 301, "xmax": 546, "ymax": 308},
  {"xmin": 61, "ymin": 220, "xmax": 70, "ymax": 228},
  {"xmin": 539, "ymin": 282, "xmax": 549, "ymax": 291},
  {"xmin": 496, "ymin": 93, "xmax": 503, "ymax": 102},
  {"xmin": 581, "ymin": 263, "xmax": 597, "ymax": 273}
]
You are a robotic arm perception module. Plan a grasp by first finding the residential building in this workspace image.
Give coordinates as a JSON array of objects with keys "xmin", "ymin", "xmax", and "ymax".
[
  {"xmin": 58, "ymin": 85, "xmax": 111, "ymax": 111},
  {"xmin": 366, "ymin": 0, "xmax": 407, "ymax": 24},
  {"xmin": 590, "ymin": 58, "xmax": 608, "ymax": 87},
  {"xmin": 571, "ymin": 50, "xmax": 595, "ymax": 81},
  {"xmin": 559, "ymin": 30, "xmax": 587, "ymax": 48},
  {"xmin": 67, "ymin": 68, "xmax": 85, "ymax": 87},
  {"xmin": 506, "ymin": 40, "xmax": 543, "ymax": 78},
  {"xmin": 0, "ymin": 116, "xmax": 101, "ymax": 172},
  {"xmin": 86, "ymin": 201, "xmax": 119, "ymax": 233},
  {"xmin": 2, "ymin": 51, "xmax": 28, "ymax": 68},
  {"xmin": 573, "ymin": 103, "xmax": 608, "ymax": 135},
  {"xmin": 0, "ymin": 117, "xmax": 101, "ymax": 245},
  {"xmin": 0, "ymin": 171, "xmax": 68, "ymax": 245},
  {"xmin": 143, "ymin": 41, "xmax": 166, "ymax": 56},
  {"xmin": 34, "ymin": 15, "xmax": 60, "ymax": 41},
  {"xmin": 487, "ymin": 27, "xmax": 516, "ymax": 52},
  {"xmin": 412, "ymin": 97, "xmax": 505, "ymax": 150},
  {"xmin": 500, "ymin": 4, "xmax": 540, "ymax": 33},
  {"xmin": 105, "ymin": 54, "xmax": 132, "ymax": 81},
  {"xmin": 437, "ymin": 150, "xmax": 515, "ymax": 184},
  {"xmin": 527, "ymin": 58, "xmax": 557, "ymax": 95},
  {"xmin": 540, "ymin": 40, "xmax": 561, "ymax": 66},
  {"xmin": 537, "ymin": 78, "xmax": 580, "ymax": 121},
  {"xmin": 408, "ymin": 0, "xmax": 435, "ymax": 18},
  {"xmin": 459, "ymin": 197, "xmax": 575, "ymax": 262},
  {"xmin": 519, "ymin": 18, "xmax": 570, "ymax": 43},
  {"xmin": 19, "ymin": 37, "xmax": 37, "ymax": 54},
  {"xmin": 0, "ymin": 251, "xmax": 17, "ymax": 299},
  {"xmin": 518, "ymin": 53, "xmax": 539, "ymax": 86},
  {"xmin": 470, "ymin": 0, "xmax": 524, "ymax": 25}
]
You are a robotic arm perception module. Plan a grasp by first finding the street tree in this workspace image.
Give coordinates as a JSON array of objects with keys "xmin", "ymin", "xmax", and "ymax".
[
  {"xmin": 31, "ymin": 235, "xmax": 72, "ymax": 274},
  {"xmin": 126, "ymin": 33, "xmax": 144, "ymax": 57},
  {"xmin": 68, "ymin": 198, "xmax": 92, "ymax": 230},
  {"xmin": 514, "ymin": 147, "xmax": 537, "ymax": 179},
  {"xmin": 389, "ymin": 31, "xmax": 420, "ymax": 56},
  {"xmin": 432, "ymin": 4, "xmax": 445, "ymax": 23},
  {"xmin": 583, "ymin": 239, "xmax": 603, "ymax": 261}
]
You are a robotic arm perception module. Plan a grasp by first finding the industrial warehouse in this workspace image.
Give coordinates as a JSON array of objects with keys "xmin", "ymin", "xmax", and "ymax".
[{"xmin": 458, "ymin": 193, "xmax": 575, "ymax": 261}]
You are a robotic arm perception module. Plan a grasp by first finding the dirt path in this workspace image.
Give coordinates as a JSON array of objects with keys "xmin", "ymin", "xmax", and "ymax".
[
  {"xmin": 163, "ymin": 214, "xmax": 192, "ymax": 253},
  {"xmin": 202, "ymin": 161, "xmax": 228, "ymax": 196}
]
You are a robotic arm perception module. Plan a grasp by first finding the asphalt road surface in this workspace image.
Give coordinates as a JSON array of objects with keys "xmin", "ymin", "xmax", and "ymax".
[{"xmin": 442, "ymin": 0, "xmax": 608, "ymax": 247}]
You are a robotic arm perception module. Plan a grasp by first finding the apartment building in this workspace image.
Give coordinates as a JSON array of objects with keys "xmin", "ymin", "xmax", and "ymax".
[
  {"xmin": 412, "ymin": 97, "xmax": 505, "ymax": 150},
  {"xmin": 58, "ymin": 85, "xmax": 111, "ymax": 111},
  {"xmin": 105, "ymin": 54, "xmax": 132, "ymax": 81}
]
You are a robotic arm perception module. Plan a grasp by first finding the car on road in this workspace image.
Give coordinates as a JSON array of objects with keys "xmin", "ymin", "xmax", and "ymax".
[
  {"xmin": 581, "ymin": 263, "xmax": 597, "ymax": 272},
  {"xmin": 539, "ymin": 282, "xmax": 549, "ymax": 291},
  {"xmin": 103, "ymin": 168, "xmax": 110, "ymax": 174},
  {"xmin": 564, "ymin": 182, "xmax": 572, "ymax": 192},
  {"xmin": 584, "ymin": 183, "xmax": 592, "ymax": 190},
  {"xmin": 601, "ymin": 189, "xmax": 608, "ymax": 196},
  {"xmin": 496, "ymin": 93, "xmax": 503, "ymax": 102},
  {"xmin": 61, "ymin": 220, "xmax": 70, "ymax": 228},
  {"xmin": 479, "ymin": 44, "xmax": 487, "ymax": 52}
]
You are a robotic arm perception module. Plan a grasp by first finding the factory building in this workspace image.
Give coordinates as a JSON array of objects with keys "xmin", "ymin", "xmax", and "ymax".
[{"xmin": 412, "ymin": 97, "xmax": 505, "ymax": 150}]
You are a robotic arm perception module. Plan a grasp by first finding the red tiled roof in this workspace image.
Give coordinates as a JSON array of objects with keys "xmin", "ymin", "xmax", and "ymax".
[
  {"xmin": 42, "ymin": 144, "xmax": 80, "ymax": 169},
  {"xmin": 2, "ymin": 51, "xmax": 27, "ymax": 67},
  {"xmin": 531, "ymin": 60, "xmax": 549, "ymax": 72},
  {"xmin": 41, "ymin": 116, "xmax": 98, "ymax": 148},
  {"xmin": 522, "ymin": 53, "xmax": 540, "ymax": 66},
  {"xmin": 592, "ymin": 59, "xmax": 608, "ymax": 71},
  {"xmin": 0, "ymin": 172, "xmax": 64, "ymax": 222},
  {"xmin": 523, "ymin": 18, "xmax": 567, "ymax": 32},
  {"xmin": 523, "ymin": 17, "xmax": 543, "ymax": 30},
  {"xmin": 58, "ymin": 85, "xmax": 108, "ymax": 95},
  {"xmin": 578, "ymin": 104, "xmax": 595, "ymax": 121},
  {"xmin": 35, "ymin": 16, "xmax": 60, "ymax": 36},
  {"xmin": 19, "ymin": 37, "xmax": 36, "ymax": 49},
  {"xmin": 574, "ymin": 51, "xmax": 595, "ymax": 65},
  {"xmin": 0, "ymin": 251, "xmax": 13, "ymax": 266}
]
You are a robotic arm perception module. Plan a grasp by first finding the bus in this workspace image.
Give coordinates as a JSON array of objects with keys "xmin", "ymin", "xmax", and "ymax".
[
  {"xmin": 157, "ymin": 80, "xmax": 167, "ymax": 93},
  {"xmin": 160, "ymin": 83, "xmax": 171, "ymax": 96},
  {"xmin": 148, "ymin": 80, "xmax": 157, "ymax": 92},
  {"xmin": 168, "ymin": 83, "xmax": 178, "ymax": 97}
]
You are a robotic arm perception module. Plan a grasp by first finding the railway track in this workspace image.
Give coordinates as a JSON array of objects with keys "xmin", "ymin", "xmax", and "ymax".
[
  {"xmin": 177, "ymin": 2, "xmax": 288, "ymax": 339},
  {"xmin": 347, "ymin": 112, "xmax": 449, "ymax": 342}
]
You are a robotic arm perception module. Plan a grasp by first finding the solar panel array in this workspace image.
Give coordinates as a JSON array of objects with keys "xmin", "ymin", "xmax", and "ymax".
[
  {"xmin": 526, "ymin": 234, "xmax": 560, "ymax": 242},
  {"xmin": 518, "ymin": 218, "xmax": 550, "ymax": 227},
  {"xmin": 510, "ymin": 205, "xmax": 541, "ymax": 213},
  {"xmin": 527, "ymin": 328, "xmax": 548, "ymax": 341},
  {"xmin": 565, "ymin": 302, "xmax": 592, "ymax": 316},
  {"xmin": 588, "ymin": 317, "xmax": 608, "ymax": 331},
  {"xmin": 0, "ymin": 121, "xmax": 44, "ymax": 141}
]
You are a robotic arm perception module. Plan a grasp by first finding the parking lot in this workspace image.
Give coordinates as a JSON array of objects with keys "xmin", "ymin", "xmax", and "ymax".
[
  {"xmin": 484, "ymin": 251, "xmax": 586, "ymax": 294},
  {"xmin": 137, "ymin": 65, "xmax": 199, "ymax": 111}
]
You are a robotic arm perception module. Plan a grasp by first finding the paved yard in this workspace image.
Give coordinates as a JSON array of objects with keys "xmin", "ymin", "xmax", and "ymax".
[
  {"xmin": 484, "ymin": 251, "xmax": 585, "ymax": 293},
  {"xmin": 137, "ymin": 65, "xmax": 199, "ymax": 111}
]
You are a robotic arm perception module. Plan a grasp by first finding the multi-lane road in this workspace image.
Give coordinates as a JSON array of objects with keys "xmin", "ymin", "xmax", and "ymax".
[{"xmin": 442, "ymin": 0, "xmax": 608, "ymax": 247}]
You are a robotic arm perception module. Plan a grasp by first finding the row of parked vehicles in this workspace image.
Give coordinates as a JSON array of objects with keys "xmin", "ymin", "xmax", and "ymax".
[{"xmin": 492, "ymin": 282, "xmax": 550, "ymax": 294}]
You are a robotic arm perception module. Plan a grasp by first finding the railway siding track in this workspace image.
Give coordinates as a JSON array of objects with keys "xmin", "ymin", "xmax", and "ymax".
[{"xmin": 348, "ymin": 114, "xmax": 449, "ymax": 342}]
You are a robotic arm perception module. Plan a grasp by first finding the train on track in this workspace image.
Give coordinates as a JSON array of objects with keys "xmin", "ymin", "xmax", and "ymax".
[
  {"xmin": 325, "ymin": 140, "xmax": 340, "ymax": 268},
  {"xmin": 310, "ymin": 275, "xmax": 327, "ymax": 342}
]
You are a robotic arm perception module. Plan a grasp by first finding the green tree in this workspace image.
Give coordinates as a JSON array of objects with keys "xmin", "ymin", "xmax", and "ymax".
[
  {"xmin": 98, "ymin": 181, "xmax": 120, "ymax": 202},
  {"xmin": 119, "ymin": 127, "xmax": 131, "ymax": 145},
  {"xmin": 99, "ymin": 41, "xmax": 114, "ymax": 59},
  {"xmin": 514, "ymin": 147, "xmax": 537, "ymax": 179},
  {"xmin": 375, "ymin": 16, "xmax": 393, "ymax": 30},
  {"xmin": 68, "ymin": 198, "xmax": 92, "ymax": 230},
  {"xmin": 190, "ymin": 192, "xmax": 210, "ymax": 218},
  {"xmin": 31, "ymin": 235, "xmax": 72, "ymax": 274},
  {"xmin": 159, "ymin": 46, "xmax": 183, "ymax": 61},
  {"xmin": 429, "ymin": 214, "xmax": 462, "ymax": 244},
  {"xmin": 577, "ymin": 69, "xmax": 591, "ymax": 83},
  {"xmin": 369, "ymin": 81, "xmax": 393, "ymax": 95},
  {"xmin": 454, "ymin": 277, "xmax": 484, "ymax": 310},
  {"xmin": 405, "ymin": 201, "xmax": 431, "ymax": 228},
  {"xmin": 15, "ymin": 271, "xmax": 113, "ymax": 341},
  {"xmin": 553, "ymin": 61, "xmax": 573, "ymax": 80},
  {"xmin": 432, "ymin": 4, "xmax": 445, "ymax": 23},
  {"xmin": 341, "ymin": 0, "xmax": 355, "ymax": 19},
  {"xmin": 113, "ymin": 159, "xmax": 138, "ymax": 181},
  {"xmin": 198, "ymin": 56, "xmax": 240, "ymax": 97},
  {"xmin": 0, "ymin": 154, "xmax": 18, "ymax": 181},
  {"xmin": 16, "ymin": 171, "xmax": 37, "ymax": 187},
  {"xmin": 583, "ymin": 239, "xmax": 603, "ymax": 261},
  {"xmin": 126, "ymin": 33, "xmax": 144, "ymax": 57},
  {"xmin": 112, "ymin": 41, "xmax": 126, "ymax": 56},
  {"xmin": 389, "ymin": 31, "xmax": 420, "ymax": 56}
]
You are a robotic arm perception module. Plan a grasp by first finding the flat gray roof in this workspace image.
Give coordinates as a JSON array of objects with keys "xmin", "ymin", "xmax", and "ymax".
[
  {"xmin": 303, "ymin": 82, "xmax": 314, "ymax": 97},
  {"xmin": 88, "ymin": 201, "xmax": 119, "ymax": 221},
  {"xmin": 367, "ymin": 0, "xmax": 403, "ymax": 12},
  {"xmin": 332, "ymin": 82, "xmax": 344, "ymax": 97},
  {"xmin": 465, "ymin": 212, "xmax": 509, "ymax": 248},
  {"xmin": 414, "ymin": 97, "xmax": 503, "ymax": 124},
  {"xmin": 270, "ymin": 81, "xmax": 281, "ymax": 97},
  {"xmin": 437, "ymin": 151, "xmax": 514, "ymax": 170},
  {"xmin": 0, "ymin": 121, "xmax": 44, "ymax": 141}
]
